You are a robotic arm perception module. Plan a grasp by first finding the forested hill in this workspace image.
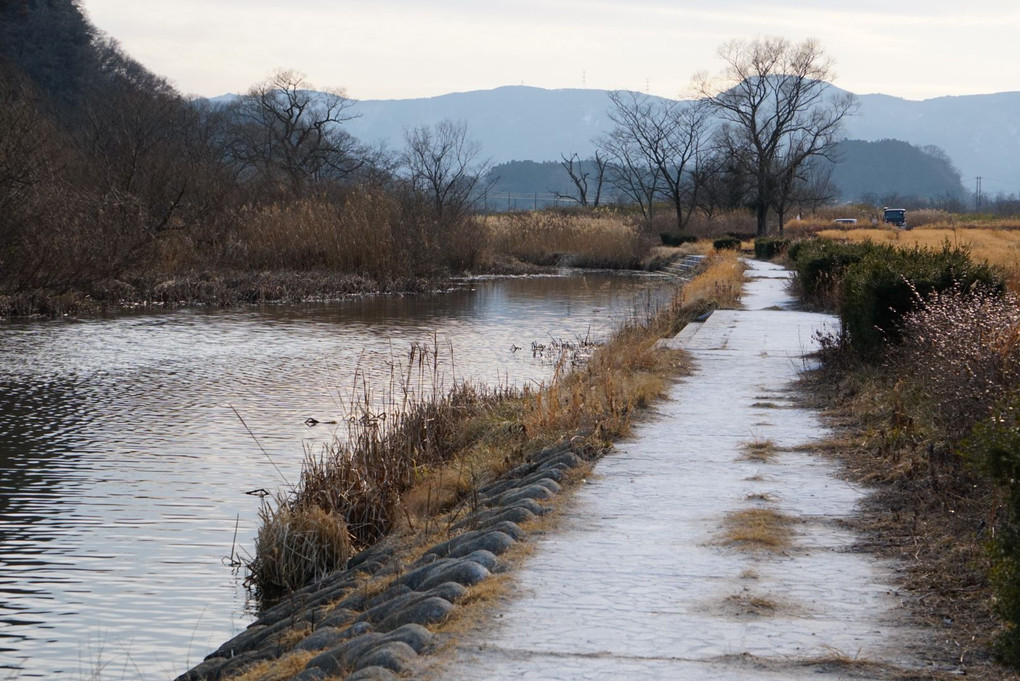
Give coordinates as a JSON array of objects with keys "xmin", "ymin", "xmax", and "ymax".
[
  {"xmin": 484, "ymin": 139, "xmax": 968, "ymax": 208},
  {"xmin": 828, "ymin": 139, "xmax": 966, "ymax": 203},
  {"xmin": 0, "ymin": 0, "xmax": 94, "ymax": 107}
]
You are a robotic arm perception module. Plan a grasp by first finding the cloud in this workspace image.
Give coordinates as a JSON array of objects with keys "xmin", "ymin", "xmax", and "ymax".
[{"xmin": 81, "ymin": 0, "xmax": 1020, "ymax": 99}]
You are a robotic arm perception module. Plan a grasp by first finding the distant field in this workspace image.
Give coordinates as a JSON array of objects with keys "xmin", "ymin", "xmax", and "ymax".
[{"xmin": 814, "ymin": 226, "xmax": 1020, "ymax": 284}]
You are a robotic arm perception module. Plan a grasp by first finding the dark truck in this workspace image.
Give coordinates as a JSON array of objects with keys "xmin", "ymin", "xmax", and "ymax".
[{"xmin": 883, "ymin": 207, "xmax": 907, "ymax": 228}]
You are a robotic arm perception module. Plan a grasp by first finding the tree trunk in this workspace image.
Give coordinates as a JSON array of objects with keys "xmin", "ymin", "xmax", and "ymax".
[{"xmin": 755, "ymin": 202, "xmax": 768, "ymax": 237}]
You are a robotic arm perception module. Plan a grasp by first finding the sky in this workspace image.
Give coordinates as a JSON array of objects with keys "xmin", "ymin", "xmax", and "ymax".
[{"xmin": 81, "ymin": 0, "xmax": 1020, "ymax": 102}]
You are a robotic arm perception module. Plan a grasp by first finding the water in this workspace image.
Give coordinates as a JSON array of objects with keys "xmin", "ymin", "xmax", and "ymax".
[{"xmin": 0, "ymin": 272, "xmax": 674, "ymax": 679}]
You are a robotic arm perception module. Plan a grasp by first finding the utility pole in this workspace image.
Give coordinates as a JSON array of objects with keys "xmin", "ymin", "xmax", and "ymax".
[{"xmin": 976, "ymin": 176, "xmax": 983, "ymax": 210}]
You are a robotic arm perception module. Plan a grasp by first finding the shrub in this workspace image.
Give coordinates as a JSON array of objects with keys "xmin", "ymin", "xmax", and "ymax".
[
  {"xmin": 964, "ymin": 395, "xmax": 1020, "ymax": 666},
  {"xmin": 754, "ymin": 237, "xmax": 791, "ymax": 260},
  {"xmin": 893, "ymin": 287, "xmax": 1020, "ymax": 439},
  {"xmin": 787, "ymin": 238, "xmax": 880, "ymax": 304},
  {"xmin": 660, "ymin": 232, "xmax": 698, "ymax": 246},
  {"xmin": 713, "ymin": 236, "xmax": 742, "ymax": 251},
  {"xmin": 839, "ymin": 244, "xmax": 1003, "ymax": 355}
]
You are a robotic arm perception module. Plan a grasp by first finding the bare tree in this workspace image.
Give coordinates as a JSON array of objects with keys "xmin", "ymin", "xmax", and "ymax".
[
  {"xmin": 401, "ymin": 119, "xmax": 487, "ymax": 219},
  {"xmin": 0, "ymin": 68, "xmax": 51, "ymax": 221},
  {"xmin": 598, "ymin": 93, "xmax": 661, "ymax": 222},
  {"xmin": 695, "ymin": 37, "xmax": 856, "ymax": 235},
  {"xmin": 600, "ymin": 91, "xmax": 710, "ymax": 229},
  {"xmin": 229, "ymin": 69, "xmax": 364, "ymax": 196},
  {"xmin": 658, "ymin": 99, "xmax": 711, "ymax": 230},
  {"xmin": 553, "ymin": 151, "xmax": 607, "ymax": 208}
]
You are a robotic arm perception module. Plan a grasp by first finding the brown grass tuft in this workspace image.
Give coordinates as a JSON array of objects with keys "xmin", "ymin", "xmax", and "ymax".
[
  {"xmin": 722, "ymin": 508, "xmax": 795, "ymax": 551},
  {"xmin": 229, "ymin": 650, "xmax": 318, "ymax": 681},
  {"xmin": 724, "ymin": 593, "xmax": 779, "ymax": 616},
  {"xmin": 246, "ymin": 500, "xmax": 355, "ymax": 601},
  {"xmin": 739, "ymin": 438, "xmax": 778, "ymax": 462}
]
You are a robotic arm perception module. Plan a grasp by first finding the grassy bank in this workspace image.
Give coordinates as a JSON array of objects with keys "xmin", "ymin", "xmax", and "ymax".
[
  {"xmin": 246, "ymin": 250, "xmax": 745, "ymax": 603},
  {"xmin": 787, "ymin": 239, "xmax": 1020, "ymax": 677}
]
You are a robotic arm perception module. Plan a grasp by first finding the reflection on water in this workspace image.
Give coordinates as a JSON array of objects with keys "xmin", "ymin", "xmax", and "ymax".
[{"xmin": 0, "ymin": 273, "xmax": 674, "ymax": 678}]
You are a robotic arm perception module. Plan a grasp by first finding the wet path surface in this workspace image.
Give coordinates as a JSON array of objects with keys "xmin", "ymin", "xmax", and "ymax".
[{"xmin": 425, "ymin": 261, "xmax": 928, "ymax": 680}]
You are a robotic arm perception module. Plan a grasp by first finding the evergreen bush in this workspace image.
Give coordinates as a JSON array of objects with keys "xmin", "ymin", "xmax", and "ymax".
[
  {"xmin": 753, "ymin": 237, "xmax": 791, "ymax": 260},
  {"xmin": 660, "ymin": 232, "xmax": 698, "ymax": 246},
  {"xmin": 713, "ymin": 236, "xmax": 742, "ymax": 251},
  {"xmin": 839, "ymin": 245, "xmax": 1002, "ymax": 354}
]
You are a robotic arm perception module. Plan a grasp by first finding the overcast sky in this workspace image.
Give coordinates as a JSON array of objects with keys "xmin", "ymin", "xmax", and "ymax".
[{"xmin": 81, "ymin": 0, "xmax": 1020, "ymax": 101}]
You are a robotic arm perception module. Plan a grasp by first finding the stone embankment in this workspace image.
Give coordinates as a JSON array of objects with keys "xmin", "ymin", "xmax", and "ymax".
[{"xmin": 176, "ymin": 443, "xmax": 590, "ymax": 681}]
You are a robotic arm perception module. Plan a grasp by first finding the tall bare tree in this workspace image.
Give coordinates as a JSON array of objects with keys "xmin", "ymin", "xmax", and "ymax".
[
  {"xmin": 695, "ymin": 37, "xmax": 856, "ymax": 235},
  {"xmin": 600, "ymin": 91, "xmax": 710, "ymax": 229},
  {"xmin": 401, "ymin": 119, "xmax": 487, "ymax": 219},
  {"xmin": 229, "ymin": 69, "xmax": 363, "ymax": 196},
  {"xmin": 599, "ymin": 93, "xmax": 661, "ymax": 222}
]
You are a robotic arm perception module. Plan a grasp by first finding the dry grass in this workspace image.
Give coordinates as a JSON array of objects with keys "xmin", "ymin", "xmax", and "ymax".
[
  {"xmin": 228, "ymin": 194, "xmax": 400, "ymax": 274},
  {"xmin": 682, "ymin": 210, "xmax": 758, "ymax": 238},
  {"xmin": 247, "ymin": 501, "xmax": 355, "ymax": 600},
  {"xmin": 739, "ymin": 438, "xmax": 778, "ymax": 463},
  {"xmin": 721, "ymin": 508, "xmax": 795, "ymax": 551},
  {"xmin": 229, "ymin": 651, "xmax": 318, "ymax": 681},
  {"xmin": 745, "ymin": 493, "xmax": 778, "ymax": 505},
  {"xmin": 724, "ymin": 593, "xmax": 779, "ymax": 616},
  {"xmin": 680, "ymin": 250, "xmax": 746, "ymax": 309},
  {"xmin": 799, "ymin": 364, "xmax": 1017, "ymax": 679},
  {"xmin": 483, "ymin": 211, "xmax": 650, "ymax": 269}
]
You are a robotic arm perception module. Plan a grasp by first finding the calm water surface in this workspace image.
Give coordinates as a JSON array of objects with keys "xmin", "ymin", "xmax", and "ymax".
[{"xmin": 0, "ymin": 273, "xmax": 674, "ymax": 679}]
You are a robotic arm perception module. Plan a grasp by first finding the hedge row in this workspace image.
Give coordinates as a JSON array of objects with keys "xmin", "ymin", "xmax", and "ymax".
[{"xmin": 788, "ymin": 239, "xmax": 1002, "ymax": 355}]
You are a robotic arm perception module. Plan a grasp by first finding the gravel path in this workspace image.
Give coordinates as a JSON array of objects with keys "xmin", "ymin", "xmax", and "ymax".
[{"xmin": 421, "ymin": 260, "xmax": 931, "ymax": 680}]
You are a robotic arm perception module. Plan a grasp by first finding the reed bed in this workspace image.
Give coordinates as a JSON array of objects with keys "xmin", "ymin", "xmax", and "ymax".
[
  {"xmin": 483, "ymin": 211, "xmax": 649, "ymax": 269},
  {"xmin": 245, "ymin": 254, "xmax": 746, "ymax": 604}
]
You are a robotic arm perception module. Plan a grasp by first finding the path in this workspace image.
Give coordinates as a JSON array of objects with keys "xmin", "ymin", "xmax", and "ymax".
[{"xmin": 422, "ymin": 260, "xmax": 929, "ymax": 680}]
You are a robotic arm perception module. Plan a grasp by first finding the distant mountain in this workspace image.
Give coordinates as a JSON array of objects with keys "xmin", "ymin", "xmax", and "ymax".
[
  {"xmin": 345, "ymin": 86, "xmax": 612, "ymax": 163},
  {"xmin": 338, "ymin": 85, "xmax": 1020, "ymax": 198},
  {"xmin": 843, "ymin": 92, "xmax": 1020, "ymax": 197}
]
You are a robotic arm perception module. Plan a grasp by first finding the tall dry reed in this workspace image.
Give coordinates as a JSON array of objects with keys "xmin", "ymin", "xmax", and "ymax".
[{"xmin": 484, "ymin": 211, "xmax": 649, "ymax": 268}]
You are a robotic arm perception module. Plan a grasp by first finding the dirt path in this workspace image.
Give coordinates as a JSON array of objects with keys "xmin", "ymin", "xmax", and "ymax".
[{"xmin": 420, "ymin": 260, "xmax": 934, "ymax": 680}]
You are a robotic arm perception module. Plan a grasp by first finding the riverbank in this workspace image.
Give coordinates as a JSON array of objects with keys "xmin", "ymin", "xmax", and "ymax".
[
  {"xmin": 0, "ymin": 246, "xmax": 699, "ymax": 319},
  {"xmin": 2, "ymin": 208, "xmax": 689, "ymax": 319},
  {"xmin": 174, "ymin": 252, "xmax": 741, "ymax": 680},
  {"xmin": 0, "ymin": 270, "xmax": 440, "ymax": 317},
  {"xmin": 0, "ymin": 270, "xmax": 687, "ymax": 679}
]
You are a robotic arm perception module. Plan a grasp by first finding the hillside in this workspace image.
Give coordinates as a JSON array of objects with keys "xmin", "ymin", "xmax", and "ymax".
[
  {"xmin": 828, "ymin": 139, "xmax": 966, "ymax": 203},
  {"xmin": 482, "ymin": 139, "xmax": 967, "ymax": 208}
]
